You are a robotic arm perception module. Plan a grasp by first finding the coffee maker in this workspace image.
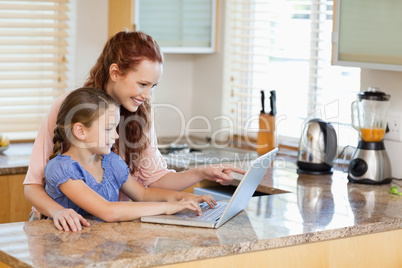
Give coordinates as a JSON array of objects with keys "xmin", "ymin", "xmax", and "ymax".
[{"xmin": 348, "ymin": 87, "xmax": 392, "ymax": 184}]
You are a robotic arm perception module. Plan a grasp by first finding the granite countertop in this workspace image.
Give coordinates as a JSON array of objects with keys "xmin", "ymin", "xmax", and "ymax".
[
  {"xmin": 1, "ymin": 148, "xmax": 402, "ymax": 267},
  {"xmin": 0, "ymin": 143, "xmax": 33, "ymax": 175}
]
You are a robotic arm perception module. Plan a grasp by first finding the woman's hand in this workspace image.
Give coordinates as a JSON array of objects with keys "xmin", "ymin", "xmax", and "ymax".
[
  {"xmin": 200, "ymin": 164, "xmax": 246, "ymax": 186},
  {"xmin": 53, "ymin": 208, "xmax": 90, "ymax": 232}
]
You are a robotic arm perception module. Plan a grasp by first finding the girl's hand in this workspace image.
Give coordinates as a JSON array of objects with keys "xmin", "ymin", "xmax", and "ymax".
[
  {"xmin": 166, "ymin": 194, "xmax": 217, "ymax": 216},
  {"xmin": 182, "ymin": 194, "xmax": 217, "ymax": 210},
  {"xmin": 165, "ymin": 199, "xmax": 202, "ymax": 215},
  {"xmin": 200, "ymin": 164, "xmax": 246, "ymax": 186},
  {"xmin": 53, "ymin": 208, "xmax": 90, "ymax": 232}
]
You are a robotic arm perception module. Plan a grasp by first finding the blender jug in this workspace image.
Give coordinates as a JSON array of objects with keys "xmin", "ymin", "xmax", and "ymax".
[{"xmin": 351, "ymin": 87, "xmax": 390, "ymax": 142}]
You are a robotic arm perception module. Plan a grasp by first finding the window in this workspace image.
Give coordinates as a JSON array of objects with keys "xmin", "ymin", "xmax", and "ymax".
[
  {"xmin": 0, "ymin": 0, "xmax": 70, "ymax": 140},
  {"xmin": 224, "ymin": 0, "xmax": 360, "ymax": 148}
]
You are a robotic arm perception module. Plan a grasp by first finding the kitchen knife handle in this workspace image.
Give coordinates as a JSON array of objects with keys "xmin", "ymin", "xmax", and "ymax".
[
  {"xmin": 270, "ymin": 90, "xmax": 276, "ymax": 116},
  {"xmin": 260, "ymin": 90, "xmax": 265, "ymax": 114}
]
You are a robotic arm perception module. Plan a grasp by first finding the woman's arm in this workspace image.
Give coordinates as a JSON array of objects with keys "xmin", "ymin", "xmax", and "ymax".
[
  {"xmin": 24, "ymin": 184, "xmax": 90, "ymax": 232},
  {"xmin": 24, "ymin": 184, "xmax": 64, "ymax": 216},
  {"xmin": 59, "ymin": 179, "xmax": 207, "ymax": 222},
  {"xmin": 149, "ymin": 164, "xmax": 246, "ymax": 191},
  {"xmin": 142, "ymin": 121, "xmax": 245, "ymax": 191}
]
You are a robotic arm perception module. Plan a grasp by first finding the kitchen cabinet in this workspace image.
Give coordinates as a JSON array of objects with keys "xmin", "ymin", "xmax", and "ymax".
[
  {"xmin": 108, "ymin": 0, "xmax": 219, "ymax": 54},
  {"xmin": 108, "ymin": 0, "xmax": 134, "ymax": 36},
  {"xmin": 0, "ymin": 174, "xmax": 31, "ymax": 224},
  {"xmin": 155, "ymin": 229, "xmax": 402, "ymax": 268},
  {"xmin": 134, "ymin": 0, "xmax": 217, "ymax": 53},
  {"xmin": 332, "ymin": 0, "xmax": 402, "ymax": 71}
]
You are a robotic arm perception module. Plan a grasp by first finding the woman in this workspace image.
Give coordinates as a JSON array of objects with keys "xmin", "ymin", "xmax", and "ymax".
[{"xmin": 24, "ymin": 30, "xmax": 244, "ymax": 232}]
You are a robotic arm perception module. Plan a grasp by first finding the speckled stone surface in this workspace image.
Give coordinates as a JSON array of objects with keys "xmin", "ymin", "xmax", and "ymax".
[
  {"xmin": 2, "ymin": 150, "xmax": 402, "ymax": 267},
  {"xmin": 0, "ymin": 143, "xmax": 33, "ymax": 175}
]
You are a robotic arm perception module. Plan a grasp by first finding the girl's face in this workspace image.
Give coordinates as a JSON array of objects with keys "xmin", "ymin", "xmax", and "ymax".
[
  {"xmin": 106, "ymin": 60, "xmax": 163, "ymax": 112},
  {"xmin": 84, "ymin": 105, "xmax": 120, "ymax": 155}
]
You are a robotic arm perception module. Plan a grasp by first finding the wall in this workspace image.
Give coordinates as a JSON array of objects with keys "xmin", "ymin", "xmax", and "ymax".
[
  {"xmin": 190, "ymin": 46, "xmax": 227, "ymax": 142},
  {"xmin": 361, "ymin": 69, "xmax": 402, "ymax": 178},
  {"xmin": 72, "ymin": 0, "xmax": 109, "ymax": 89},
  {"xmin": 152, "ymin": 54, "xmax": 195, "ymax": 138},
  {"xmin": 152, "ymin": 0, "xmax": 226, "ymax": 142}
]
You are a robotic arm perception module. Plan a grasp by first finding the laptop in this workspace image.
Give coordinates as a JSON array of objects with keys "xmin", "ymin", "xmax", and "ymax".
[{"xmin": 141, "ymin": 148, "xmax": 278, "ymax": 228}]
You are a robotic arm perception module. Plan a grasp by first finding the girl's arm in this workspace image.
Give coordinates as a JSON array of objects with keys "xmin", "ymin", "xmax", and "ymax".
[
  {"xmin": 58, "ymin": 178, "xmax": 210, "ymax": 222},
  {"xmin": 120, "ymin": 178, "xmax": 216, "ymax": 208}
]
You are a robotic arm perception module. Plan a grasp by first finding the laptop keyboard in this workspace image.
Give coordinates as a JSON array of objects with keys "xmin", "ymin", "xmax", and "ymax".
[{"xmin": 175, "ymin": 202, "xmax": 227, "ymax": 221}]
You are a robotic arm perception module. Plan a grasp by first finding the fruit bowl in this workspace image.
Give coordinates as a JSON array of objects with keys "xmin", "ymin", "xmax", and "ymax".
[{"xmin": 0, "ymin": 134, "xmax": 10, "ymax": 152}]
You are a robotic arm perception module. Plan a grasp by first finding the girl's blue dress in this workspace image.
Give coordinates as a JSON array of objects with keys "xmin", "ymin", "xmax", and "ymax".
[{"xmin": 45, "ymin": 152, "xmax": 129, "ymax": 216}]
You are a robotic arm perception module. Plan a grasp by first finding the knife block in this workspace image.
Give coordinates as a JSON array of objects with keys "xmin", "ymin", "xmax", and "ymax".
[{"xmin": 257, "ymin": 113, "xmax": 276, "ymax": 154}]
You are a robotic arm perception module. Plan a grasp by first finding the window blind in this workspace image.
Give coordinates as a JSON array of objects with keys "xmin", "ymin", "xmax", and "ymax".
[
  {"xmin": 0, "ymin": 0, "xmax": 69, "ymax": 140},
  {"xmin": 224, "ymin": 0, "xmax": 360, "ymax": 147}
]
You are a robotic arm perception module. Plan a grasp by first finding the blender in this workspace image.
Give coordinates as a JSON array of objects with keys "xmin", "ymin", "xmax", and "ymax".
[{"xmin": 348, "ymin": 87, "xmax": 392, "ymax": 184}]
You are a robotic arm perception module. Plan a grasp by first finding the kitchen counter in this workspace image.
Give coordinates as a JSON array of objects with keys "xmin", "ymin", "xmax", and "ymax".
[
  {"xmin": 0, "ymin": 143, "xmax": 33, "ymax": 175},
  {"xmin": 2, "ymin": 149, "xmax": 402, "ymax": 267}
]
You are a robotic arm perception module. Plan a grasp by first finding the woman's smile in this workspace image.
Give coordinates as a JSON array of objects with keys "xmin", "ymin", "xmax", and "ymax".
[{"xmin": 131, "ymin": 97, "xmax": 144, "ymax": 106}]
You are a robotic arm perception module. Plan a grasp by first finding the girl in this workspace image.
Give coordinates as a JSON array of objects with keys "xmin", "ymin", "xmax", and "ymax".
[
  {"xmin": 24, "ymin": 30, "xmax": 245, "ymax": 232},
  {"xmin": 45, "ymin": 87, "xmax": 216, "ymax": 222}
]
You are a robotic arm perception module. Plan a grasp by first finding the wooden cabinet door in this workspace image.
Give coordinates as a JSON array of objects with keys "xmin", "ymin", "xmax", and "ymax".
[{"xmin": 0, "ymin": 174, "xmax": 32, "ymax": 223}]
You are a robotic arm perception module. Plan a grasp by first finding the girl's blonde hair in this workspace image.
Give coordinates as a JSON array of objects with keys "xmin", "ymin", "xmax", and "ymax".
[
  {"xmin": 84, "ymin": 30, "xmax": 163, "ymax": 174},
  {"xmin": 50, "ymin": 87, "xmax": 118, "ymax": 160}
]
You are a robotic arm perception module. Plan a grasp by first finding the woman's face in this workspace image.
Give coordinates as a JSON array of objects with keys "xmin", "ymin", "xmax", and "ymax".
[{"xmin": 106, "ymin": 60, "xmax": 163, "ymax": 112}]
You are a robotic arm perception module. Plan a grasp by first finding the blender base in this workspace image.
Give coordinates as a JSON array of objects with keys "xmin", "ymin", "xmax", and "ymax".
[{"xmin": 347, "ymin": 141, "xmax": 392, "ymax": 185}]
